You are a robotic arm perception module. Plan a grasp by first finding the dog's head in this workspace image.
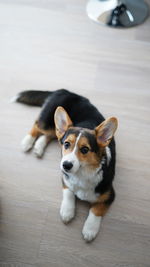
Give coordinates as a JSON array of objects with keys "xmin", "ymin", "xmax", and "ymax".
[{"xmin": 54, "ymin": 106, "xmax": 118, "ymax": 175}]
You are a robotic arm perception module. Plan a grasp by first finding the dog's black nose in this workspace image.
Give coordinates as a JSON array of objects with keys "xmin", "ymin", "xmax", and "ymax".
[{"xmin": 63, "ymin": 161, "xmax": 73, "ymax": 171}]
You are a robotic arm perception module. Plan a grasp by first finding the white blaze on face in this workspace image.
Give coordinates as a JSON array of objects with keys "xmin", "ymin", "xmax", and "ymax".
[{"xmin": 60, "ymin": 133, "xmax": 82, "ymax": 174}]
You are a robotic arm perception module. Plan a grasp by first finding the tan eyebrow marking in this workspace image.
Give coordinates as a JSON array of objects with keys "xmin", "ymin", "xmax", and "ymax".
[
  {"xmin": 65, "ymin": 134, "xmax": 77, "ymax": 143},
  {"xmin": 77, "ymin": 136, "xmax": 91, "ymax": 149}
]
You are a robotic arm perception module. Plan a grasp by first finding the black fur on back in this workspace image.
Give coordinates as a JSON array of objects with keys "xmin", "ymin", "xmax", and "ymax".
[{"xmin": 37, "ymin": 89, "xmax": 105, "ymax": 130}]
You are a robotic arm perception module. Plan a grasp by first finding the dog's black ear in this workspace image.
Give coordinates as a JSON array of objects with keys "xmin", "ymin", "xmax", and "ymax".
[
  {"xmin": 54, "ymin": 106, "xmax": 73, "ymax": 140},
  {"xmin": 95, "ymin": 117, "xmax": 118, "ymax": 147}
]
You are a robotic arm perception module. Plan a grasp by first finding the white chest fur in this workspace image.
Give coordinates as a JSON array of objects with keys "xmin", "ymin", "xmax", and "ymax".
[{"xmin": 63, "ymin": 167, "xmax": 103, "ymax": 203}]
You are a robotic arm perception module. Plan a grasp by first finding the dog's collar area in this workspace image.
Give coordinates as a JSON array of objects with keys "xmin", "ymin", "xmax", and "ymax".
[
  {"xmin": 95, "ymin": 156, "xmax": 105, "ymax": 175},
  {"xmin": 96, "ymin": 165, "xmax": 102, "ymax": 175}
]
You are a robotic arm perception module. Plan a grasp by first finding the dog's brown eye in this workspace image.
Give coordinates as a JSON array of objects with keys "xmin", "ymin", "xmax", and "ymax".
[
  {"xmin": 80, "ymin": 146, "xmax": 89, "ymax": 154},
  {"xmin": 64, "ymin": 142, "xmax": 70, "ymax": 149}
]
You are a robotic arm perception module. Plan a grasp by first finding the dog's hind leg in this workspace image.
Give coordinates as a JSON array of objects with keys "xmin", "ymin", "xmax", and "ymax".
[
  {"xmin": 21, "ymin": 122, "xmax": 40, "ymax": 152},
  {"xmin": 21, "ymin": 121, "xmax": 56, "ymax": 157},
  {"xmin": 33, "ymin": 130, "xmax": 56, "ymax": 158}
]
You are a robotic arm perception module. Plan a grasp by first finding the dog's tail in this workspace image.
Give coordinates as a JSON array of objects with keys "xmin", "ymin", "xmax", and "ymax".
[{"xmin": 11, "ymin": 90, "xmax": 52, "ymax": 107}]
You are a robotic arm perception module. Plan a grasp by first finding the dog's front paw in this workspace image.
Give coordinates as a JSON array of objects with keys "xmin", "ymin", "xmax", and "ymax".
[
  {"xmin": 82, "ymin": 211, "xmax": 102, "ymax": 242},
  {"xmin": 21, "ymin": 134, "xmax": 36, "ymax": 152},
  {"xmin": 82, "ymin": 226, "xmax": 98, "ymax": 242},
  {"xmin": 60, "ymin": 201, "xmax": 75, "ymax": 223}
]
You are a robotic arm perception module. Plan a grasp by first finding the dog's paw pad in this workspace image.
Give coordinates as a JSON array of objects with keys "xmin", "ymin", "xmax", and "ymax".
[
  {"xmin": 60, "ymin": 202, "xmax": 75, "ymax": 223},
  {"xmin": 21, "ymin": 135, "xmax": 35, "ymax": 152}
]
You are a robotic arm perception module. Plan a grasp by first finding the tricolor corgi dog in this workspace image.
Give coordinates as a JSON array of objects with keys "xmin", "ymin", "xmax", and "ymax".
[{"xmin": 13, "ymin": 89, "xmax": 118, "ymax": 242}]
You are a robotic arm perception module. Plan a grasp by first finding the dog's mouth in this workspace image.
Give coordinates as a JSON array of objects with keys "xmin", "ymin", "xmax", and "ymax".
[{"xmin": 62, "ymin": 170, "xmax": 70, "ymax": 178}]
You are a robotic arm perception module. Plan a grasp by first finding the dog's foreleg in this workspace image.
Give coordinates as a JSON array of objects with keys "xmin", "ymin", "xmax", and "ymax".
[
  {"xmin": 82, "ymin": 202, "xmax": 108, "ymax": 242},
  {"xmin": 60, "ymin": 187, "xmax": 76, "ymax": 223}
]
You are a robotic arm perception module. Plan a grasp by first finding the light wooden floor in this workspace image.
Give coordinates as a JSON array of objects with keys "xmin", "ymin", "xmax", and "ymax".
[{"xmin": 0, "ymin": 0, "xmax": 150, "ymax": 266}]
